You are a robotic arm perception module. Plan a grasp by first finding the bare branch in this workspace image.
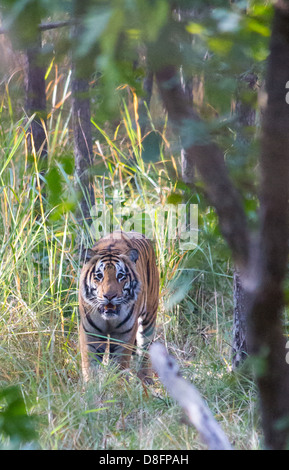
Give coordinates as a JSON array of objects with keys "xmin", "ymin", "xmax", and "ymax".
[
  {"xmin": 0, "ymin": 20, "xmax": 72, "ymax": 35},
  {"xmin": 150, "ymin": 342, "xmax": 232, "ymax": 450},
  {"xmin": 39, "ymin": 20, "xmax": 72, "ymax": 31}
]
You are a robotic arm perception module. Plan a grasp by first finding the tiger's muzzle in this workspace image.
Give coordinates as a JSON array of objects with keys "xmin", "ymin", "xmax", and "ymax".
[{"xmin": 98, "ymin": 298, "xmax": 122, "ymax": 319}]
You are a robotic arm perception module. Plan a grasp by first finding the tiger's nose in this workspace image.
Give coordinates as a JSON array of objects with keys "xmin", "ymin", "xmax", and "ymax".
[{"xmin": 104, "ymin": 293, "xmax": 117, "ymax": 302}]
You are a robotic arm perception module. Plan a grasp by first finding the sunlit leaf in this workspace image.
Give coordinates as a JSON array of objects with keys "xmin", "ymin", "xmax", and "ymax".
[
  {"xmin": 246, "ymin": 17, "xmax": 270, "ymax": 37},
  {"xmin": 186, "ymin": 22, "xmax": 205, "ymax": 35},
  {"xmin": 208, "ymin": 37, "xmax": 234, "ymax": 55}
]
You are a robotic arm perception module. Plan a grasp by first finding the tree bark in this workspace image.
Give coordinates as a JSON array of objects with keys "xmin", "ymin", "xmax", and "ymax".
[
  {"xmin": 232, "ymin": 72, "xmax": 258, "ymax": 369},
  {"xmin": 24, "ymin": 33, "xmax": 47, "ymax": 164},
  {"xmin": 2, "ymin": 2, "xmax": 47, "ymax": 164},
  {"xmin": 244, "ymin": 1, "xmax": 289, "ymax": 449},
  {"xmin": 180, "ymin": 68, "xmax": 194, "ymax": 185},
  {"xmin": 71, "ymin": 2, "xmax": 95, "ymax": 225},
  {"xmin": 232, "ymin": 270, "xmax": 248, "ymax": 368},
  {"xmin": 72, "ymin": 70, "xmax": 94, "ymax": 224},
  {"xmin": 138, "ymin": 70, "xmax": 154, "ymax": 137}
]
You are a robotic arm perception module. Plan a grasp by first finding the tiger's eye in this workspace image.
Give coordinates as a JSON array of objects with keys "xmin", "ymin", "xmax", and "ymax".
[
  {"xmin": 95, "ymin": 272, "xmax": 103, "ymax": 281},
  {"xmin": 117, "ymin": 273, "xmax": 126, "ymax": 280}
]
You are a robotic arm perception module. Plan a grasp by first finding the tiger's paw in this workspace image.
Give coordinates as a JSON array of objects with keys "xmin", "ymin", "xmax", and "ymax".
[{"xmin": 137, "ymin": 370, "xmax": 154, "ymax": 385}]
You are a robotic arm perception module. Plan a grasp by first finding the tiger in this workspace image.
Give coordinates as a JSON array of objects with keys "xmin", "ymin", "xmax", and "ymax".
[{"xmin": 79, "ymin": 231, "xmax": 159, "ymax": 383}]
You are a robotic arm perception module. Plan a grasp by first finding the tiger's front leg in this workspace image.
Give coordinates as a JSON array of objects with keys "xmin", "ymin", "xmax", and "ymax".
[
  {"xmin": 79, "ymin": 322, "xmax": 108, "ymax": 382},
  {"xmin": 109, "ymin": 330, "xmax": 137, "ymax": 373},
  {"xmin": 136, "ymin": 314, "xmax": 157, "ymax": 384}
]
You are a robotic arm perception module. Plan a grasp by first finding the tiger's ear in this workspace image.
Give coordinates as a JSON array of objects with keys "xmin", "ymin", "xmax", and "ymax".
[
  {"xmin": 127, "ymin": 248, "xmax": 139, "ymax": 263},
  {"xmin": 81, "ymin": 248, "xmax": 97, "ymax": 264}
]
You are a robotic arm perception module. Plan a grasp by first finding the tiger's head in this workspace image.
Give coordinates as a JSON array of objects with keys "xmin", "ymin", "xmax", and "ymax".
[{"xmin": 81, "ymin": 247, "xmax": 140, "ymax": 319}]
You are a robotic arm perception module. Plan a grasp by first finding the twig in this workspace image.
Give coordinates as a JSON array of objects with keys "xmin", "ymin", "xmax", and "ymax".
[
  {"xmin": 150, "ymin": 342, "xmax": 232, "ymax": 450},
  {"xmin": 0, "ymin": 20, "xmax": 72, "ymax": 35},
  {"xmin": 38, "ymin": 21, "xmax": 72, "ymax": 31}
]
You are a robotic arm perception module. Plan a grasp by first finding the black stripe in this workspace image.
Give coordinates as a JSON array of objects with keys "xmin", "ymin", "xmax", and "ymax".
[
  {"xmin": 99, "ymin": 256, "xmax": 118, "ymax": 263},
  {"xmin": 139, "ymin": 317, "xmax": 150, "ymax": 327},
  {"xmin": 85, "ymin": 312, "xmax": 103, "ymax": 333},
  {"xmin": 97, "ymin": 252, "xmax": 121, "ymax": 258},
  {"xmin": 142, "ymin": 317, "xmax": 153, "ymax": 329},
  {"xmin": 110, "ymin": 343, "xmax": 122, "ymax": 353},
  {"xmin": 140, "ymin": 310, "xmax": 155, "ymax": 327},
  {"xmin": 115, "ymin": 305, "xmax": 134, "ymax": 329},
  {"xmin": 147, "ymin": 260, "xmax": 150, "ymax": 285},
  {"xmin": 83, "ymin": 324, "xmax": 105, "ymax": 338},
  {"xmin": 142, "ymin": 323, "xmax": 155, "ymax": 337},
  {"xmin": 83, "ymin": 268, "xmax": 91, "ymax": 297},
  {"xmin": 119, "ymin": 325, "xmax": 134, "ymax": 335}
]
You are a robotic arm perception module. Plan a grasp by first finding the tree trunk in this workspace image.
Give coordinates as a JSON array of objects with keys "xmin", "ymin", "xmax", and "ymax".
[
  {"xmin": 3, "ymin": 1, "xmax": 47, "ymax": 165},
  {"xmin": 232, "ymin": 270, "xmax": 248, "ymax": 367},
  {"xmin": 138, "ymin": 70, "xmax": 154, "ymax": 137},
  {"xmin": 71, "ymin": 70, "xmax": 94, "ymax": 224},
  {"xmin": 25, "ymin": 33, "xmax": 47, "ymax": 165},
  {"xmin": 232, "ymin": 72, "xmax": 258, "ymax": 369},
  {"xmin": 71, "ymin": 3, "xmax": 95, "ymax": 225},
  {"xmin": 180, "ymin": 68, "xmax": 194, "ymax": 185},
  {"xmin": 244, "ymin": 2, "xmax": 289, "ymax": 449}
]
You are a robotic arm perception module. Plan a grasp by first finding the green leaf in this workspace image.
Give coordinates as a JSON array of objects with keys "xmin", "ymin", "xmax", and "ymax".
[
  {"xmin": 246, "ymin": 17, "xmax": 270, "ymax": 37},
  {"xmin": 59, "ymin": 155, "xmax": 74, "ymax": 176},
  {"xmin": 186, "ymin": 22, "xmax": 205, "ymax": 35},
  {"xmin": 167, "ymin": 193, "xmax": 183, "ymax": 205},
  {"xmin": 0, "ymin": 386, "xmax": 37, "ymax": 446},
  {"xmin": 46, "ymin": 166, "xmax": 63, "ymax": 207},
  {"xmin": 208, "ymin": 37, "xmax": 233, "ymax": 55}
]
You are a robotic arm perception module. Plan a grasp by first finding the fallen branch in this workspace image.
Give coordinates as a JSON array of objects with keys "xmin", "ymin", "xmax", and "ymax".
[{"xmin": 150, "ymin": 342, "xmax": 232, "ymax": 450}]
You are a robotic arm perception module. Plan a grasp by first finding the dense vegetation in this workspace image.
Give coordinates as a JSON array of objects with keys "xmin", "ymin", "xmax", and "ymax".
[{"xmin": 0, "ymin": 0, "xmax": 287, "ymax": 450}]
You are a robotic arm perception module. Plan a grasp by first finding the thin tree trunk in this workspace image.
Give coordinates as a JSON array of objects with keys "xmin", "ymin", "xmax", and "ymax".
[
  {"xmin": 72, "ymin": 70, "xmax": 94, "ymax": 224},
  {"xmin": 3, "ymin": 1, "xmax": 47, "ymax": 165},
  {"xmin": 232, "ymin": 270, "xmax": 248, "ymax": 367},
  {"xmin": 180, "ymin": 68, "xmax": 194, "ymax": 185},
  {"xmin": 138, "ymin": 70, "xmax": 154, "ymax": 137},
  {"xmin": 232, "ymin": 72, "xmax": 257, "ymax": 369},
  {"xmin": 25, "ymin": 32, "xmax": 47, "ymax": 164},
  {"xmin": 71, "ymin": 6, "xmax": 95, "ymax": 225}
]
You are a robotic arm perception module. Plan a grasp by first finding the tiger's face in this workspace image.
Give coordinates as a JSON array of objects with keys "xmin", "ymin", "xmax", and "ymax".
[{"xmin": 84, "ymin": 250, "xmax": 140, "ymax": 320}]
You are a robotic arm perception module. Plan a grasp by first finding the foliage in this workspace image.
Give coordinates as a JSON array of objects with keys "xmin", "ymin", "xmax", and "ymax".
[{"xmin": 0, "ymin": 386, "xmax": 37, "ymax": 449}]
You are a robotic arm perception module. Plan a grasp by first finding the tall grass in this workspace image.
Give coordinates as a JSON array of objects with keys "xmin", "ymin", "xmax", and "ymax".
[{"xmin": 0, "ymin": 66, "xmax": 260, "ymax": 449}]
